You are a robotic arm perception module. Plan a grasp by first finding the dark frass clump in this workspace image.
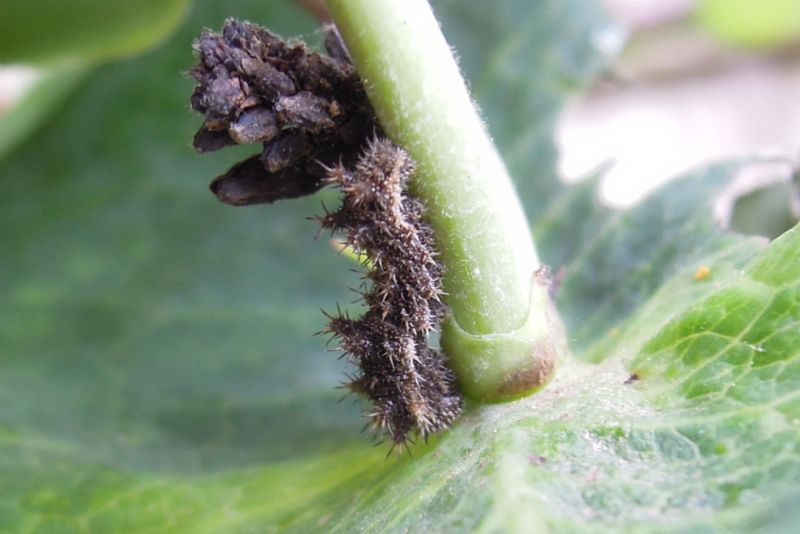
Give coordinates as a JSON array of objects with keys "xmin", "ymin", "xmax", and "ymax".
[
  {"xmin": 320, "ymin": 139, "xmax": 463, "ymax": 445},
  {"xmin": 191, "ymin": 19, "xmax": 377, "ymax": 205},
  {"xmin": 190, "ymin": 20, "xmax": 462, "ymax": 446}
]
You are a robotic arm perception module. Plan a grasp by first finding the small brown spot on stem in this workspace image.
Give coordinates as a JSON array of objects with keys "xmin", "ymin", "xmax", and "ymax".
[{"xmin": 495, "ymin": 340, "xmax": 557, "ymax": 398}]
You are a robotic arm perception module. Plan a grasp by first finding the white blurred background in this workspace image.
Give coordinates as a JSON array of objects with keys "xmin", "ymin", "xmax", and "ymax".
[{"xmin": 558, "ymin": 0, "xmax": 800, "ymax": 206}]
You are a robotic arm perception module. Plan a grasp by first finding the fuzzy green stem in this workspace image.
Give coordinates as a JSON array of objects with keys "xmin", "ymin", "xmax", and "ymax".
[{"xmin": 327, "ymin": 0, "xmax": 563, "ymax": 401}]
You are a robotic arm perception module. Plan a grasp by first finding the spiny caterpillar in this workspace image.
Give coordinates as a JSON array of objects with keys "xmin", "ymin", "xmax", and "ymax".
[
  {"xmin": 189, "ymin": 20, "xmax": 463, "ymax": 445},
  {"xmin": 319, "ymin": 139, "xmax": 463, "ymax": 445}
]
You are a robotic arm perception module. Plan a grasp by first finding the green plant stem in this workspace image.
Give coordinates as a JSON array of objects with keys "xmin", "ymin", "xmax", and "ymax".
[{"xmin": 327, "ymin": 0, "xmax": 564, "ymax": 401}]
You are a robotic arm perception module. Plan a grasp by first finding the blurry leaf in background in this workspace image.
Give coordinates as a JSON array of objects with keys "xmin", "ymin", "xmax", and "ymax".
[
  {"xmin": 731, "ymin": 180, "xmax": 800, "ymax": 239},
  {"xmin": 0, "ymin": 0, "xmax": 193, "ymax": 160},
  {"xmin": 697, "ymin": 0, "xmax": 800, "ymax": 49},
  {"xmin": 0, "ymin": 65, "xmax": 88, "ymax": 159},
  {"xmin": 0, "ymin": 0, "xmax": 192, "ymax": 65}
]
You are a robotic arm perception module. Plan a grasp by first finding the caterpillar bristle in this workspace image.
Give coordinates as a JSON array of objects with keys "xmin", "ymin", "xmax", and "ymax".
[{"xmin": 319, "ymin": 140, "xmax": 463, "ymax": 447}]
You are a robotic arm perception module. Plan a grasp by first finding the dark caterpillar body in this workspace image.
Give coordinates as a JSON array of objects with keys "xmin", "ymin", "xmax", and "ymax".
[
  {"xmin": 319, "ymin": 139, "xmax": 462, "ymax": 445},
  {"xmin": 190, "ymin": 20, "xmax": 462, "ymax": 446}
]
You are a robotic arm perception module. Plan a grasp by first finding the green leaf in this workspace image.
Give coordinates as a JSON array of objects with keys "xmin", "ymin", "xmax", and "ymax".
[
  {"xmin": 696, "ymin": 0, "xmax": 800, "ymax": 49},
  {"xmin": 0, "ymin": 65, "xmax": 88, "ymax": 160},
  {"xmin": 1, "ymin": 0, "xmax": 798, "ymax": 532},
  {"xmin": 0, "ymin": 0, "xmax": 192, "ymax": 159},
  {"xmin": 551, "ymin": 163, "xmax": 765, "ymax": 354},
  {"xmin": 0, "ymin": 0, "xmax": 192, "ymax": 64}
]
